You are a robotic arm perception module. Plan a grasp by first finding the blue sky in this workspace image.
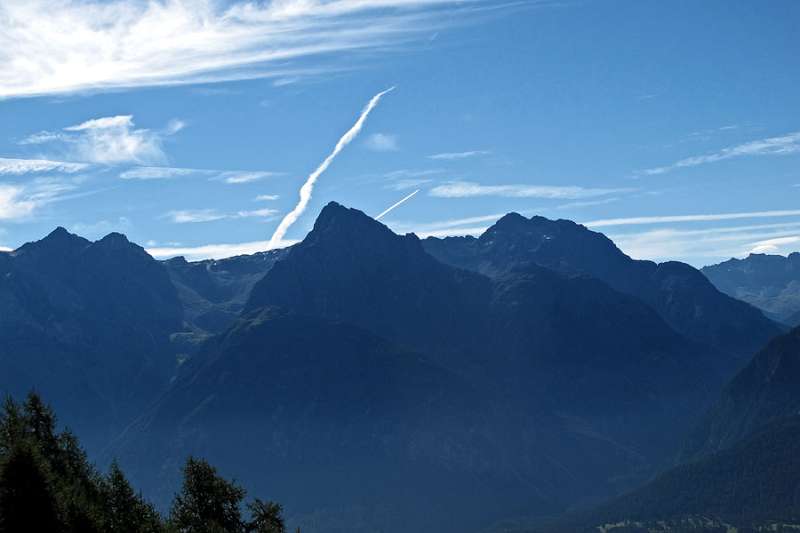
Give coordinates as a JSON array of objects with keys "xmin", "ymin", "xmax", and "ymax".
[{"xmin": 0, "ymin": 0, "xmax": 798, "ymax": 266}]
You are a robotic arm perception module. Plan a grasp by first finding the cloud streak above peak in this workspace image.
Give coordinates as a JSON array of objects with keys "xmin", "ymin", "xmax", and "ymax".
[
  {"xmin": 429, "ymin": 180, "xmax": 632, "ymax": 199},
  {"xmin": 165, "ymin": 207, "xmax": 277, "ymax": 224},
  {"xmin": 0, "ymin": 0, "xmax": 478, "ymax": 99},
  {"xmin": 586, "ymin": 209, "xmax": 800, "ymax": 228},
  {"xmin": 643, "ymin": 131, "xmax": 800, "ymax": 175}
]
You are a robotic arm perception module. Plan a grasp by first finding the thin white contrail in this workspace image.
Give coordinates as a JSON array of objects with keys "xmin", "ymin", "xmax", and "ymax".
[
  {"xmin": 269, "ymin": 87, "xmax": 395, "ymax": 247},
  {"xmin": 375, "ymin": 189, "xmax": 419, "ymax": 220}
]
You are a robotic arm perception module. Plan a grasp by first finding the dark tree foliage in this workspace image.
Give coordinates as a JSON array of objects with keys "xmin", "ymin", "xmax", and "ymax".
[
  {"xmin": 101, "ymin": 461, "xmax": 163, "ymax": 533},
  {"xmin": 170, "ymin": 457, "xmax": 247, "ymax": 532},
  {"xmin": 246, "ymin": 499, "xmax": 286, "ymax": 533},
  {"xmin": 0, "ymin": 393, "xmax": 288, "ymax": 533},
  {"xmin": 0, "ymin": 443, "xmax": 62, "ymax": 533}
]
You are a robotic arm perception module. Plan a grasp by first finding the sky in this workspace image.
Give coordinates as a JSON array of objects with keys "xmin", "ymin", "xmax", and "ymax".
[{"xmin": 0, "ymin": 0, "xmax": 798, "ymax": 266}]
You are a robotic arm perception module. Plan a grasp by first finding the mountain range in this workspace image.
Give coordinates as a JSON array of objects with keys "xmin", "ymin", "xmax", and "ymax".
[
  {"xmin": 703, "ymin": 252, "xmax": 800, "ymax": 326},
  {"xmin": 0, "ymin": 202, "xmax": 794, "ymax": 533},
  {"xmin": 0, "ymin": 228, "xmax": 182, "ymax": 450},
  {"xmin": 423, "ymin": 213, "xmax": 781, "ymax": 360}
]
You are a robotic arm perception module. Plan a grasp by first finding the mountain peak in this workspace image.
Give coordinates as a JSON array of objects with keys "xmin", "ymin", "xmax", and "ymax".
[
  {"xmin": 49, "ymin": 226, "xmax": 71, "ymax": 238},
  {"xmin": 309, "ymin": 202, "xmax": 399, "ymax": 247},
  {"xmin": 96, "ymin": 232, "xmax": 131, "ymax": 248},
  {"xmin": 16, "ymin": 226, "xmax": 90, "ymax": 257},
  {"xmin": 490, "ymin": 212, "xmax": 529, "ymax": 231},
  {"xmin": 313, "ymin": 201, "xmax": 380, "ymax": 230},
  {"xmin": 42, "ymin": 226, "xmax": 86, "ymax": 245}
]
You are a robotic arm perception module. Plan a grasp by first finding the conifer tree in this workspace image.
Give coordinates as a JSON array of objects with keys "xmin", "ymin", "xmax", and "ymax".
[
  {"xmin": 102, "ymin": 461, "xmax": 164, "ymax": 533},
  {"xmin": 0, "ymin": 443, "xmax": 62, "ymax": 533},
  {"xmin": 169, "ymin": 457, "xmax": 246, "ymax": 533},
  {"xmin": 246, "ymin": 499, "xmax": 286, "ymax": 533}
]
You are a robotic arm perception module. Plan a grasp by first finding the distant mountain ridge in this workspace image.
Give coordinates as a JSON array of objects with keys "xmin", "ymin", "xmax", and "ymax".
[
  {"xmin": 703, "ymin": 252, "xmax": 800, "ymax": 326},
  {"xmin": 423, "ymin": 213, "xmax": 782, "ymax": 361}
]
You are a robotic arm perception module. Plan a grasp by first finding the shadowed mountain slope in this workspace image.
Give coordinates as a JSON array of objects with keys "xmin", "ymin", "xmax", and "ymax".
[
  {"xmin": 682, "ymin": 326, "xmax": 800, "ymax": 460},
  {"xmin": 0, "ymin": 228, "xmax": 183, "ymax": 450},
  {"xmin": 535, "ymin": 416, "xmax": 800, "ymax": 533},
  {"xmin": 164, "ymin": 249, "xmax": 288, "ymax": 356}
]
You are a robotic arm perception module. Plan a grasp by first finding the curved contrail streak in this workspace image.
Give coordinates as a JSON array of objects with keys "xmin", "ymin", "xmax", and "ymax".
[
  {"xmin": 375, "ymin": 189, "xmax": 419, "ymax": 220},
  {"xmin": 269, "ymin": 86, "xmax": 395, "ymax": 247}
]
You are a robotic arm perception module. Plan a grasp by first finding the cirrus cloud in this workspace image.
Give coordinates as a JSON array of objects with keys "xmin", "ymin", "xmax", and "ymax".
[
  {"xmin": 21, "ymin": 115, "xmax": 184, "ymax": 165},
  {"xmin": 364, "ymin": 133, "xmax": 399, "ymax": 152},
  {"xmin": 0, "ymin": 157, "xmax": 88, "ymax": 175},
  {"xmin": 643, "ymin": 131, "xmax": 800, "ymax": 176},
  {"xmin": 165, "ymin": 207, "xmax": 277, "ymax": 224},
  {"xmin": 0, "ymin": 0, "xmax": 484, "ymax": 99},
  {"xmin": 429, "ymin": 180, "xmax": 632, "ymax": 199}
]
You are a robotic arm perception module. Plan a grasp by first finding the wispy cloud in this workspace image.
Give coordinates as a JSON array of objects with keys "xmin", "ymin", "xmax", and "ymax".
[
  {"xmin": 383, "ymin": 168, "xmax": 443, "ymax": 190},
  {"xmin": 220, "ymin": 171, "xmax": 280, "ymax": 184},
  {"xmin": 0, "ymin": 185, "xmax": 37, "ymax": 220},
  {"xmin": 384, "ymin": 169, "xmax": 444, "ymax": 179},
  {"xmin": 386, "ymin": 211, "xmax": 515, "ymax": 237},
  {"xmin": 414, "ymin": 226, "xmax": 488, "ymax": 238},
  {"xmin": 165, "ymin": 207, "xmax": 277, "ymax": 224},
  {"xmin": 0, "ymin": 0, "xmax": 478, "ymax": 99},
  {"xmin": 427, "ymin": 150, "xmax": 490, "ymax": 160},
  {"xmin": 643, "ymin": 131, "xmax": 800, "ymax": 175},
  {"xmin": 586, "ymin": 209, "xmax": 800, "ymax": 228},
  {"xmin": 119, "ymin": 166, "xmax": 198, "ymax": 180},
  {"xmin": 119, "ymin": 166, "xmax": 280, "ymax": 183},
  {"xmin": 750, "ymin": 236, "xmax": 800, "ymax": 254},
  {"xmin": 389, "ymin": 178, "xmax": 434, "ymax": 190},
  {"xmin": 364, "ymin": 133, "xmax": 399, "ymax": 152},
  {"xmin": 608, "ymin": 222, "xmax": 800, "ymax": 263},
  {"xmin": 147, "ymin": 238, "xmax": 298, "ymax": 261},
  {"xmin": 0, "ymin": 157, "xmax": 88, "ymax": 175},
  {"xmin": 238, "ymin": 208, "xmax": 277, "ymax": 218},
  {"xmin": 429, "ymin": 180, "xmax": 631, "ymax": 199},
  {"xmin": 71, "ymin": 217, "xmax": 132, "ymax": 238},
  {"xmin": 255, "ymin": 194, "xmax": 280, "ymax": 201},
  {"xmin": 555, "ymin": 197, "xmax": 619, "ymax": 210},
  {"xmin": 0, "ymin": 178, "xmax": 81, "ymax": 220},
  {"xmin": 165, "ymin": 209, "xmax": 228, "ymax": 224},
  {"xmin": 23, "ymin": 115, "xmax": 183, "ymax": 165}
]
